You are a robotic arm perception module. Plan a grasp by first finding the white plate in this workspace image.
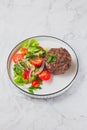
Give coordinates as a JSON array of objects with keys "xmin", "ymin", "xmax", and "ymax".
[{"xmin": 7, "ymin": 36, "xmax": 79, "ymax": 99}]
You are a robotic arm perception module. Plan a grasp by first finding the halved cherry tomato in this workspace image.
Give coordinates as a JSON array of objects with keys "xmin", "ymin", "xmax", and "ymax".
[
  {"xmin": 20, "ymin": 48, "xmax": 28, "ymax": 55},
  {"xmin": 13, "ymin": 53, "xmax": 24, "ymax": 63},
  {"xmin": 23, "ymin": 70, "xmax": 30, "ymax": 80},
  {"xmin": 32, "ymin": 80, "xmax": 40, "ymax": 88},
  {"xmin": 38, "ymin": 70, "xmax": 51, "ymax": 80},
  {"xmin": 30, "ymin": 57, "xmax": 43, "ymax": 67}
]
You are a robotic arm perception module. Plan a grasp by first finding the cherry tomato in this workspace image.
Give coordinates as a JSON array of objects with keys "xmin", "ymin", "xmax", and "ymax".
[
  {"xmin": 30, "ymin": 57, "xmax": 43, "ymax": 67},
  {"xmin": 38, "ymin": 70, "xmax": 51, "ymax": 80},
  {"xmin": 13, "ymin": 53, "xmax": 24, "ymax": 63},
  {"xmin": 23, "ymin": 70, "xmax": 30, "ymax": 80},
  {"xmin": 20, "ymin": 48, "xmax": 28, "ymax": 55},
  {"xmin": 32, "ymin": 80, "xmax": 40, "ymax": 88}
]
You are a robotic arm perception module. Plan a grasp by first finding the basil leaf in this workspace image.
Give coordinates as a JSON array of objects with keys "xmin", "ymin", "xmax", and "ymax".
[{"xmin": 13, "ymin": 64, "xmax": 23, "ymax": 76}]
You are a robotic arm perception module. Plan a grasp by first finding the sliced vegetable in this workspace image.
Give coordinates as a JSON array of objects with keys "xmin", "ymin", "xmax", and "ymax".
[
  {"xmin": 23, "ymin": 70, "xmax": 30, "ymax": 80},
  {"xmin": 30, "ymin": 56, "xmax": 43, "ymax": 67},
  {"xmin": 12, "ymin": 38, "xmax": 52, "ymax": 94},
  {"xmin": 38, "ymin": 70, "xmax": 51, "ymax": 80},
  {"xmin": 13, "ymin": 53, "xmax": 24, "ymax": 63},
  {"xmin": 32, "ymin": 80, "xmax": 40, "ymax": 88},
  {"xmin": 35, "ymin": 62, "xmax": 44, "ymax": 75},
  {"xmin": 20, "ymin": 48, "xmax": 28, "ymax": 55}
]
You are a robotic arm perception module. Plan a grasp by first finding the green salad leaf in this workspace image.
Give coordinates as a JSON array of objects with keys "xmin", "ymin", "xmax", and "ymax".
[
  {"xmin": 25, "ymin": 52, "xmax": 33, "ymax": 58},
  {"xmin": 29, "ymin": 46, "xmax": 41, "ymax": 53},
  {"xmin": 14, "ymin": 75, "xmax": 29, "ymax": 86},
  {"xmin": 29, "ymin": 39, "xmax": 39, "ymax": 47},
  {"xmin": 22, "ymin": 40, "xmax": 29, "ymax": 48},
  {"xmin": 20, "ymin": 61, "xmax": 26, "ymax": 69},
  {"xmin": 47, "ymin": 54, "xmax": 57, "ymax": 63},
  {"xmin": 22, "ymin": 38, "xmax": 39, "ymax": 48},
  {"xmin": 13, "ymin": 64, "xmax": 23, "ymax": 76},
  {"xmin": 27, "ymin": 86, "xmax": 42, "ymax": 94},
  {"xmin": 14, "ymin": 75, "xmax": 25, "ymax": 86}
]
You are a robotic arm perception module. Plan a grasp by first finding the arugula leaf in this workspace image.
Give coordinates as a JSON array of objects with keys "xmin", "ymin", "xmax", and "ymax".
[
  {"xmin": 13, "ymin": 64, "xmax": 23, "ymax": 76},
  {"xmin": 27, "ymin": 86, "xmax": 42, "ymax": 94},
  {"xmin": 47, "ymin": 54, "xmax": 57, "ymax": 63},
  {"xmin": 28, "ymin": 89, "xmax": 34, "ymax": 94}
]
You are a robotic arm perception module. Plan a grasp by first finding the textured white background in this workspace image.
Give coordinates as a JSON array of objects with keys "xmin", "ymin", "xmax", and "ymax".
[{"xmin": 0, "ymin": 0, "xmax": 87, "ymax": 130}]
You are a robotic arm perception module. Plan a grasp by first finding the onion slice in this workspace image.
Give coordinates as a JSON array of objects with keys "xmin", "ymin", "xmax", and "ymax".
[{"xmin": 35, "ymin": 62, "xmax": 45, "ymax": 75}]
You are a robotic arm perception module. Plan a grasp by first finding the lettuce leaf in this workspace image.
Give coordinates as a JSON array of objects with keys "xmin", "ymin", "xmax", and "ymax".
[{"xmin": 13, "ymin": 64, "xmax": 23, "ymax": 76}]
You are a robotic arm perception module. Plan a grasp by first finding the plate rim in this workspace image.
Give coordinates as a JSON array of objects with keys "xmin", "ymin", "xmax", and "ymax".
[{"xmin": 7, "ymin": 35, "xmax": 79, "ymax": 98}]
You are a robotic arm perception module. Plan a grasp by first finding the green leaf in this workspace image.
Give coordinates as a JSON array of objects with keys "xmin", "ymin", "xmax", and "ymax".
[
  {"xmin": 36, "ymin": 77, "xmax": 43, "ymax": 85},
  {"xmin": 29, "ymin": 75, "xmax": 36, "ymax": 83},
  {"xmin": 28, "ymin": 89, "xmax": 34, "ymax": 94},
  {"xmin": 29, "ymin": 39, "xmax": 39, "ymax": 47},
  {"xmin": 22, "ymin": 40, "xmax": 29, "ymax": 48},
  {"xmin": 14, "ymin": 75, "xmax": 24, "ymax": 86},
  {"xmin": 25, "ymin": 52, "xmax": 33, "ymax": 58},
  {"xmin": 29, "ymin": 46, "xmax": 41, "ymax": 53},
  {"xmin": 45, "ymin": 48, "xmax": 49, "ymax": 53},
  {"xmin": 20, "ymin": 61, "xmax": 26, "ymax": 69},
  {"xmin": 47, "ymin": 54, "xmax": 57, "ymax": 63},
  {"xmin": 13, "ymin": 64, "xmax": 23, "ymax": 76},
  {"xmin": 27, "ymin": 85, "xmax": 42, "ymax": 94}
]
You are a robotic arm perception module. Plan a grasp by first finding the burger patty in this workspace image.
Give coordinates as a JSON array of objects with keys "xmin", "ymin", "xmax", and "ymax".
[{"xmin": 44, "ymin": 48, "xmax": 72, "ymax": 74}]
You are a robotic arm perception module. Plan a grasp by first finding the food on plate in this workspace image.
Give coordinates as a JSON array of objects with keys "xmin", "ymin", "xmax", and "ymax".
[
  {"xmin": 44, "ymin": 48, "xmax": 71, "ymax": 74},
  {"xmin": 12, "ymin": 38, "xmax": 72, "ymax": 94},
  {"xmin": 12, "ymin": 39, "xmax": 51, "ymax": 94}
]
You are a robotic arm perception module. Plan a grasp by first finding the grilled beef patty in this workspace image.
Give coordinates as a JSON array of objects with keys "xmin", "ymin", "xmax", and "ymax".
[{"xmin": 44, "ymin": 48, "xmax": 72, "ymax": 74}]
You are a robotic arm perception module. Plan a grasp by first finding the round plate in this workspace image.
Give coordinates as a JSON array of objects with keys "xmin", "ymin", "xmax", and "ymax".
[{"xmin": 7, "ymin": 36, "xmax": 79, "ymax": 99}]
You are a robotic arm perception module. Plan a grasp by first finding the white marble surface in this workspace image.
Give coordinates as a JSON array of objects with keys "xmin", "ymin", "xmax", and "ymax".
[{"xmin": 0, "ymin": 0, "xmax": 87, "ymax": 129}]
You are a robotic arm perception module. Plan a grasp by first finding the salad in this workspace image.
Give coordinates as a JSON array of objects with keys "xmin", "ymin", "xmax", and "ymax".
[{"xmin": 12, "ymin": 39, "xmax": 51, "ymax": 94}]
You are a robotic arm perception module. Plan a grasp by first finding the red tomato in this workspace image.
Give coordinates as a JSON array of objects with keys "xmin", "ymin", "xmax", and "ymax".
[
  {"xmin": 30, "ymin": 57, "xmax": 43, "ymax": 67},
  {"xmin": 32, "ymin": 80, "xmax": 40, "ymax": 88},
  {"xmin": 20, "ymin": 48, "xmax": 28, "ymax": 55},
  {"xmin": 38, "ymin": 70, "xmax": 51, "ymax": 80},
  {"xmin": 23, "ymin": 70, "xmax": 30, "ymax": 80},
  {"xmin": 13, "ymin": 53, "xmax": 24, "ymax": 63}
]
